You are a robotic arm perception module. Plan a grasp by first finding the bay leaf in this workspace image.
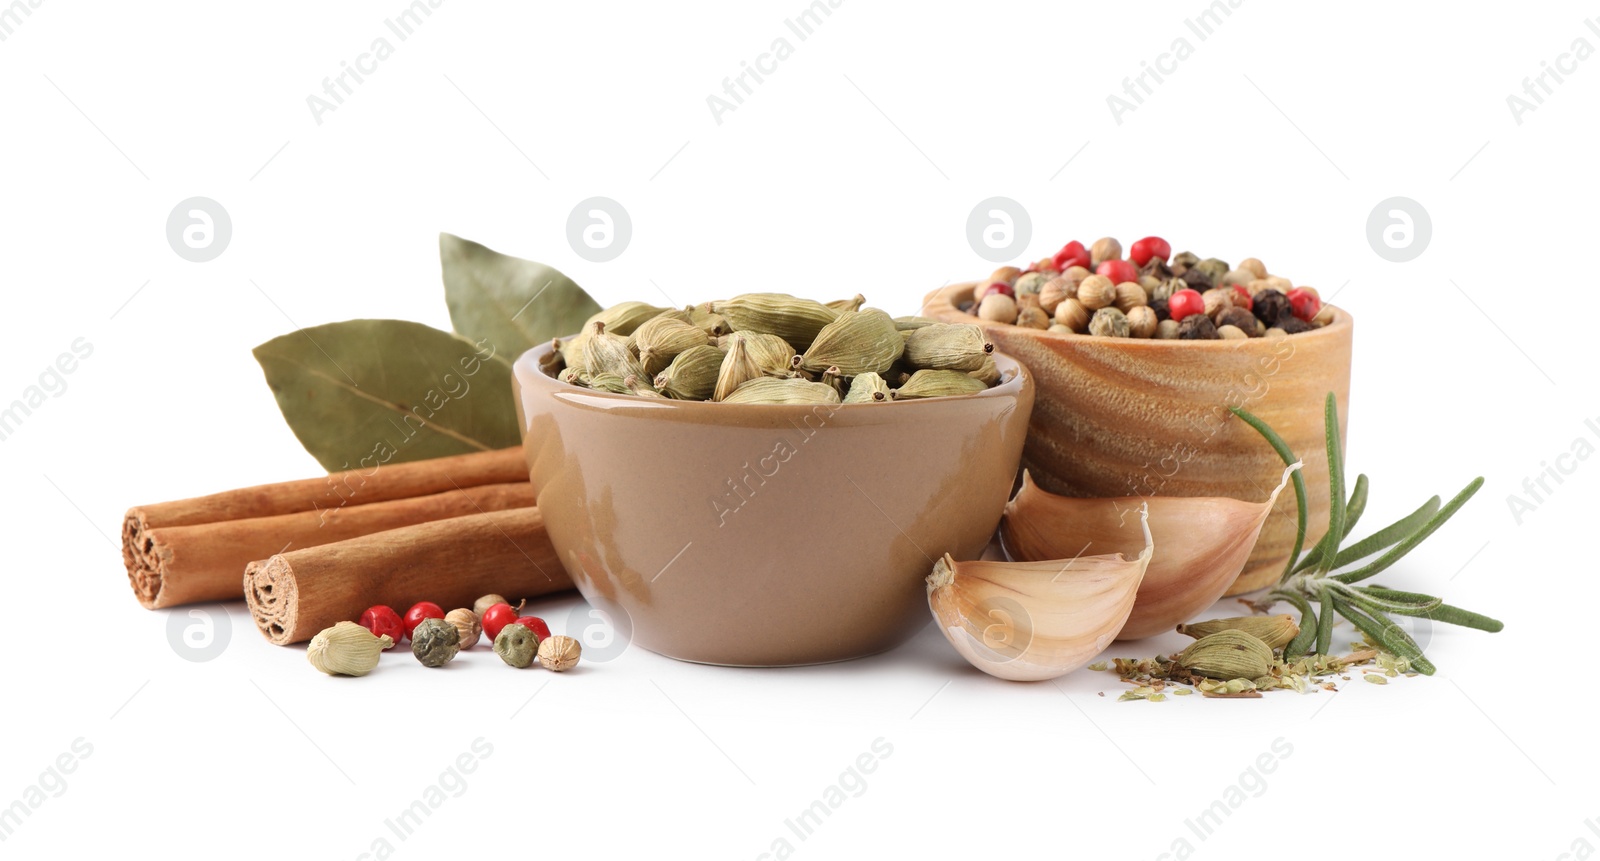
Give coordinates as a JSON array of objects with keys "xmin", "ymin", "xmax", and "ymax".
[
  {"xmin": 440, "ymin": 232, "xmax": 600, "ymax": 365},
  {"xmin": 254, "ymin": 319, "xmax": 520, "ymax": 471}
]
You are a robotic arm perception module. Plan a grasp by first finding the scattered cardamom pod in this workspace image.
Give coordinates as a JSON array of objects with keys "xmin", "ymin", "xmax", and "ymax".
[
  {"xmin": 722, "ymin": 377, "xmax": 842, "ymax": 405},
  {"xmin": 713, "ymin": 293, "xmax": 840, "ymax": 350},
  {"xmin": 411, "ymin": 617, "xmax": 461, "ymax": 668},
  {"xmin": 902, "ymin": 323, "xmax": 993, "ymax": 372},
  {"xmin": 1176, "ymin": 615, "xmax": 1300, "ymax": 651},
  {"xmin": 798, "ymin": 308, "xmax": 904, "ymax": 375},
  {"xmin": 655, "ymin": 344, "xmax": 724, "ymax": 400},
  {"xmin": 306, "ymin": 621, "xmax": 391, "ymax": 677},
  {"xmin": 634, "ymin": 316, "xmax": 712, "ymax": 377},
  {"xmin": 843, "ymin": 371, "xmax": 892, "ymax": 403},
  {"xmin": 1174, "ymin": 630, "xmax": 1274, "ymax": 680},
  {"xmin": 894, "ymin": 369, "xmax": 989, "ymax": 400}
]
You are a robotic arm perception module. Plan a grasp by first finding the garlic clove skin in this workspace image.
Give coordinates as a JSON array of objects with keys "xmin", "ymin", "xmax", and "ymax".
[
  {"xmin": 1001, "ymin": 462, "xmax": 1300, "ymax": 641},
  {"xmin": 927, "ymin": 505, "xmax": 1152, "ymax": 682}
]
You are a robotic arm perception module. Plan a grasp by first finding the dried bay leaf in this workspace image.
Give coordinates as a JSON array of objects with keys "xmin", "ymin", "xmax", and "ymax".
[
  {"xmin": 440, "ymin": 233, "xmax": 600, "ymax": 364},
  {"xmin": 254, "ymin": 319, "xmax": 520, "ymax": 471}
]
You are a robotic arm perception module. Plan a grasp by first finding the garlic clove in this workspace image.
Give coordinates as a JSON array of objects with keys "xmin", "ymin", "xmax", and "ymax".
[
  {"xmin": 927, "ymin": 504, "xmax": 1152, "ymax": 682},
  {"xmin": 1000, "ymin": 462, "xmax": 1301, "ymax": 641}
]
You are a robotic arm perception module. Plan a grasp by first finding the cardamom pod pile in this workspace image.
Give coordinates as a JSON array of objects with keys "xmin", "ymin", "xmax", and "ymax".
[
  {"xmin": 546, "ymin": 293, "xmax": 1003, "ymax": 405},
  {"xmin": 967, "ymin": 235, "xmax": 1337, "ymax": 340}
]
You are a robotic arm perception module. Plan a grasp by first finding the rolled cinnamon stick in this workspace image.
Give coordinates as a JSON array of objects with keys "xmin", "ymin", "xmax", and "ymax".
[
  {"xmin": 244, "ymin": 507, "xmax": 572, "ymax": 645},
  {"xmin": 128, "ymin": 483, "xmax": 536, "ymax": 609},
  {"xmin": 124, "ymin": 447, "xmax": 530, "ymax": 609}
]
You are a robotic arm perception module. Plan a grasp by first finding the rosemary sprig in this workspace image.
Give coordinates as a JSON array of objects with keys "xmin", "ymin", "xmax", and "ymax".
[{"xmin": 1231, "ymin": 394, "xmax": 1503, "ymax": 673}]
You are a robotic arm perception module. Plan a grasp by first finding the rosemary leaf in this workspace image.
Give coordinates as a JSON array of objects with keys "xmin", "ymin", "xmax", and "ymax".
[
  {"xmin": 1333, "ymin": 595, "xmax": 1435, "ymax": 675},
  {"xmin": 1231, "ymin": 406, "xmax": 1308, "ymax": 581},
  {"xmin": 1331, "ymin": 477, "xmax": 1485, "ymax": 584},
  {"xmin": 1340, "ymin": 582, "xmax": 1444, "ymax": 616},
  {"xmin": 1294, "ymin": 473, "xmax": 1370, "ymax": 575},
  {"xmin": 1315, "ymin": 588, "xmax": 1335, "ymax": 656},
  {"xmin": 1326, "ymin": 496, "xmax": 1441, "ymax": 571},
  {"xmin": 1274, "ymin": 590, "xmax": 1318, "ymax": 660},
  {"xmin": 1319, "ymin": 394, "xmax": 1346, "ymax": 576}
]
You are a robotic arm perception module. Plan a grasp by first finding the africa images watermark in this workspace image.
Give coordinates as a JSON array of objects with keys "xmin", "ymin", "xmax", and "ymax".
[
  {"xmin": 1505, "ymin": 415, "xmax": 1599, "ymax": 525},
  {"xmin": 305, "ymin": 0, "xmax": 444, "ymax": 126},
  {"xmin": 753, "ymin": 737, "xmax": 893, "ymax": 860},
  {"xmin": 0, "ymin": 0, "xmax": 45, "ymax": 42},
  {"xmin": 710, "ymin": 403, "xmax": 841, "ymax": 527},
  {"xmin": 0, "ymin": 738, "xmax": 93, "ymax": 844},
  {"xmin": 1506, "ymin": 17, "xmax": 1600, "ymax": 125},
  {"xmin": 1152, "ymin": 736, "xmax": 1293, "ymax": 860},
  {"xmin": 1107, "ymin": 0, "xmax": 1244, "ymax": 125},
  {"xmin": 0, "ymin": 338, "xmax": 94, "ymax": 444},
  {"xmin": 706, "ymin": 0, "xmax": 844, "ymax": 126},
  {"xmin": 355, "ymin": 737, "xmax": 493, "ymax": 861}
]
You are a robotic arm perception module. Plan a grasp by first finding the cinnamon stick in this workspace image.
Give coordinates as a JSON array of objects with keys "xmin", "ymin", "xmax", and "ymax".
[
  {"xmin": 124, "ymin": 448, "xmax": 531, "ymax": 609},
  {"xmin": 244, "ymin": 508, "xmax": 571, "ymax": 645}
]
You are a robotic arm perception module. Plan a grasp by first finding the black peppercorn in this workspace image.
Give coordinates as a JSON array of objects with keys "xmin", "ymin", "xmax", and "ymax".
[
  {"xmin": 1219, "ymin": 306, "xmax": 1259, "ymax": 335},
  {"xmin": 1150, "ymin": 297, "xmax": 1170, "ymax": 321},
  {"xmin": 1277, "ymin": 315, "xmax": 1313, "ymax": 335},
  {"xmin": 1179, "ymin": 269, "xmax": 1211, "ymax": 291},
  {"xmin": 1139, "ymin": 257, "xmax": 1173, "ymax": 280},
  {"xmin": 1178, "ymin": 314, "xmax": 1220, "ymax": 340},
  {"xmin": 1252, "ymin": 288, "xmax": 1291, "ymax": 326}
]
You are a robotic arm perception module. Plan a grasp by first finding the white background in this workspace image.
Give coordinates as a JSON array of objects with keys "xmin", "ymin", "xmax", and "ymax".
[{"xmin": 2, "ymin": 1, "xmax": 1594, "ymax": 858}]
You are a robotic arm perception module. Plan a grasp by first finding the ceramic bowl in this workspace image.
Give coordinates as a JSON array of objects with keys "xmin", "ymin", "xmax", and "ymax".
[
  {"xmin": 511, "ymin": 340, "xmax": 1035, "ymax": 666},
  {"xmin": 923, "ymin": 282, "xmax": 1352, "ymax": 595}
]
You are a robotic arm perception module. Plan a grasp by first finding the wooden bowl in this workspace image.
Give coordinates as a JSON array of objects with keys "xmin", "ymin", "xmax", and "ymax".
[{"xmin": 924, "ymin": 282, "xmax": 1352, "ymax": 595}]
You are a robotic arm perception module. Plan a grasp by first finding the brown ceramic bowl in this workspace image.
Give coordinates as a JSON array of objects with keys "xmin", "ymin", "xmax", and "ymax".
[
  {"xmin": 924, "ymin": 282, "xmax": 1352, "ymax": 595},
  {"xmin": 511, "ymin": 340, "xmax": 1035, "ymax": 666}
]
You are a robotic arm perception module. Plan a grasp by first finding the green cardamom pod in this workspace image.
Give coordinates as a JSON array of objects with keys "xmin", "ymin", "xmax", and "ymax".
[
  {"xmin": 581, "ymin": 322, "xmax": 648, "ymax": 381},
  {"xmin": 1176, "ymin": 615, "xmax": 1300, "ymax": 651},
  {"xmin": 306, "ymin": 621, "xmax": 391, "ymax": 677},
  {"xmin": 902, "ymin": 323, "xmax": 994, "ymax": 372},
  {"xmin": 585, "ymin": 371, "xmax": 633, "ymax": 394},
  {"xmin": 893, "ymin": 369, "xmax": 988, "ymax": 400},
  {"xmin": 722, "ymin": 377, "xmax": 842, "ymax": 405},
  {"xmin": 557, "ymin": 367, "xmax": 589, "ymax": 387},
  {"xmin": 893, "ymin": 316, "xmax": 941, "ymax": 331},
  {"xmin": 967, "ymin": 354, "xmax": 1000, "ymax": 387},
  {"xmin": 826, "ymin": 294, "xmax": 866, "ymax": 313},
  {"xmin": 688, "ymin": 306, "xmax": 731, "ymax": 338},
  {"xmin": 718, "ymin": 331, "xmax": 797, "ymax": 377},
  {"xmin": 633, "ymin": 316, "xmax": 712, "ymax": 377},
  {"xmin": 587, "ymin": 301, "xmax": 671, "ymax": 337},
  {"xmin": 843, "ymin": 371, "xmax": 892, "ymax": 404},
  {"xmin": 623, "ymin": 374, "xmax": 664, "ymax": 398},
  {"xmin": 819, "ymin": 366, "xmax": 846, "ymax": 397},
  {"xmin": 712, "ymin": 293, "xmax": 840, "ymax": 350},
  {"xmin": 654, "ymin": 344, "xmax": 724, "ymax": 400},
  {"xmin": 798, "ymin": 308, "xmax": 905, "ymax": 376},
  {"xmin": 1173, "ymin": 630, "xmax": 1274, "ymax": 680},
  {"xmin": 713, "ymin": 337, "xmax": 763, "ymax": 402}
]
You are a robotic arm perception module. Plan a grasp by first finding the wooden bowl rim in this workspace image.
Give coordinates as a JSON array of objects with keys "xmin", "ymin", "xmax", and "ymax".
[{"xmin": 924, "ymin": 281, "xmax": 1352, "ymax": 349}]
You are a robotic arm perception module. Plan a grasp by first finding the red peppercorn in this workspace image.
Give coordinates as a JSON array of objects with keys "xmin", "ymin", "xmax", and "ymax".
[
  {"xmin": 402, "ymin": 602, "xmax": 445, "ymax": 639},
  {"xmin": 358, "ymin": 605, "xmax": 404, "ymax": 648},
  {"xmin": 1231, "ymin": 285, "xmax": 1253, "ymax": 311},
  {"xmin": 976, "ymin": 282, "xmax": 1014, "ymax": 302},
  {"xmin": 1286, "ymin": 288, "xmax": 1320, "ymax": 322},
  {"xmin": 1128, "ymin": 236, "xmax": 1172, "ymax": 267},
  {"xmin": 1096, "ymin": 259, "xmax": 1138, "ymax": 285},
  {"xmin": 513, "ymin": 617, "xmax": 551, "ymax": 641},
  {"xmin": 1168, "ymin": 288, "xmax": 1205, "ymax": 322},
  {"xmin": 481, "ymin": 603, "xmax": 520, "ymax": 641},
  {"xmin": 1053, "ymin": 241, "xmax": 1090, "ymax": 271}
]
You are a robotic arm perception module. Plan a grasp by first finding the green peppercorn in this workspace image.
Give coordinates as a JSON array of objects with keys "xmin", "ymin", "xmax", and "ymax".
[
  {"xmin": 494, "ymin": 623, "xmax": 540, "ymax": 668},
  {"xmin": 410, "ymin": 617, "xmax": 460, "ymax": 667}
]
